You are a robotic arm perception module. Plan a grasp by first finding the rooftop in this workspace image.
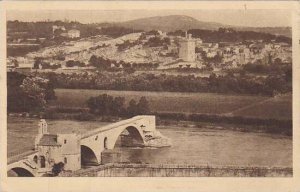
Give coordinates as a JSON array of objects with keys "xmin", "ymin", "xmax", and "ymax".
[{"xmin": 38, "ymin": 134, "xmax": 61, "ymax": 146}]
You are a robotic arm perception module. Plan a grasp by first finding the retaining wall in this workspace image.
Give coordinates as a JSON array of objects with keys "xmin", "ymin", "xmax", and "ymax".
[{"xmin": 71, "ymin": 163, "xmax": 292, "ymax": 177}]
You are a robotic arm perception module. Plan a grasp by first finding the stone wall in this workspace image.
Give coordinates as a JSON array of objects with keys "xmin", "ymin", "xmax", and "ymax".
[{"xmin": 71, "ymin": 163, "xmax": 292, "ymax": 177}]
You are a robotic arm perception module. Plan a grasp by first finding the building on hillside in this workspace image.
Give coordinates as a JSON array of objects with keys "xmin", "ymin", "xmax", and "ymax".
[
  {"xmin": 16, "ymin": 57, "xmax": 34, "ymax": 69},
  {"xmin": 34, "ymin": 119, "xmax": 81, "ymax": 172},
  {"xmin": 67, "ymin": 29, "xmax": 80, "ymax": 39},
  {"xmin": 178, "ymin": 32, "xmax": 196, "ymax": 62},
  {"xmin": 52, "ymin": 26, "xmax": 66, "ymax": 38},
  {"xmin": 52, "ymin": 25, "xmax": 66, "ymax": 33},
  {"xmin": 157, "ymin": 30, "xmax": 167, "ymax": 37},
  {"xmin": 195, "ymin": 38, "xmax": 203, "ymax": 46}
]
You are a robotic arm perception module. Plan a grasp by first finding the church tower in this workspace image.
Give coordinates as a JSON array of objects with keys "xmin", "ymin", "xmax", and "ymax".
[{"xmin": 35, "ymin": 119, "xmax": 48, "ymax": 149}]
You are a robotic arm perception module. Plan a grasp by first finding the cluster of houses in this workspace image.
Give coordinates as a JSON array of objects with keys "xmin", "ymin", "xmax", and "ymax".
[
  {"xmin": 6, "ymin": 28, "xmax": 292, "ymax": 72},
  {"xmin": 7, "ymin": 25, "xmax": 80, "ymax": 45},
  {"xmin": 162, "ymin": 32, "xmax": 292, "ymax": 70},
  {"xmin": 199, "ymin": 40, "xmax": 291, "ymax": 68}
]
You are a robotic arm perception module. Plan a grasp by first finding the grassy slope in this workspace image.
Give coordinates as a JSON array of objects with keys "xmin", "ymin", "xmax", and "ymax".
[{"xmin": 231, "ymin": 93, "xmax": 292, "ymax": 120}]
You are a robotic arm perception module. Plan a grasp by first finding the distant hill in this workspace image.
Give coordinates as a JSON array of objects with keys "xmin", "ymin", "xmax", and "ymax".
[
  {"xmin": 99, "ymin": 15, "xmax": 291, "ymax": 38},
  {"xmin": 105, "ymin": 15, "xmax": 225, "ymax": 32}
]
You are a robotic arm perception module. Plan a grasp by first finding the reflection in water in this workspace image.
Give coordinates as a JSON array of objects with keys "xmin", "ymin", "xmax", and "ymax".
[{"xmin": 113, "ymin": 127, "xmax": 292, "ymax": 167}]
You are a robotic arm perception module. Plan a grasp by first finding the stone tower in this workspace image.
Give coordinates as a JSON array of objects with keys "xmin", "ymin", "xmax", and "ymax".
[
  {"xmin": 35, "ymin": 119, "xmax": 48, "ymax": 149},
  {"xmin": 179, "ymin": 32, "xmax": 196, "ymax": 62}
]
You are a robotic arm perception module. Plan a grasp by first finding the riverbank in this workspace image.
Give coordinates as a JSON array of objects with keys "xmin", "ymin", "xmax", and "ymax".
[{"xmin": 65, "ymin": 163, "xmax": 292, "ymax": 177}]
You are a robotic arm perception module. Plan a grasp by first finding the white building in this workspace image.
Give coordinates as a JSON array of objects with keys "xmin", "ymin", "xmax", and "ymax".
[
  {"xmin": 52, "ymin": 25, "xmax": 66, "ymax": 34},
  {"xmin": 34, "ymin": 119, "xmax": 81, "ymax": 172},
  {"xmin": 178, "ymin": 32, "xmax": 196, "ymax": 62},
  {"xmin": 67, "ymin": 29, "xmax": 80, "ymax": 39},
  {"xmin": 16, "ymin": 57, "xmax": 34, "ymax": 69}
]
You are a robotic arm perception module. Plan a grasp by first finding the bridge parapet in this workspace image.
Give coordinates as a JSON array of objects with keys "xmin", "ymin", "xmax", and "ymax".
[
  {"xmin": 134, "ymin": 115, "xmax": 156, "ymax": 132},
  {"xmin": 81, "ymin": 115, "xmax": 156, "ymax": 139},
  {"xmin": 7, "ymin": 152, "xmax": 39, "ymax": 176}
]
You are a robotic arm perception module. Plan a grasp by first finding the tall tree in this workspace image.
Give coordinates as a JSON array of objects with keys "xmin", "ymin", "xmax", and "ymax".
[{"xmin": 136, "ymin": 97, "xmax": 150, "ymax": 115}]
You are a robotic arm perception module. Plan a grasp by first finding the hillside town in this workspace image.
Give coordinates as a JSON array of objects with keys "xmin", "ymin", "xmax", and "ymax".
[{"xmin": 7, "ymin": 22, "xmax": 292, "ymax": 74}]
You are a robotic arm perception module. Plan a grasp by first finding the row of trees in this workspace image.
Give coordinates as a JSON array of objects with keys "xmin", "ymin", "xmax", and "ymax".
[
  {"xmin": 116, "ymin": 40, "xmax": 139, "ymax": 51},
  {"xmin": 41, "ymin": 66, "xmax": 292, "ymax": 96},
  {"xmin": 144, "ymin": 36, "xmax": 171, "ymax": 47},
  {"xmin": 66, "ymin": 60, "xmax": 85, "ymax": 67},
  {"xmin": 168, "ymin": 29, "xmax": 291, "ymax": 44},
  {"xmin": 89, "ymin": 55, "xmax": 159, "ymax": 70},
  {"xmin": 86, "ymin": 94, "xmax": 150, "ymax": 117},
  {"xmin": 89, "ymin": 55, "xmax": 114, "ymax": 69}
]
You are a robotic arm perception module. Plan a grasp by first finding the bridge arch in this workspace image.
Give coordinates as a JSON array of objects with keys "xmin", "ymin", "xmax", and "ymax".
[
  {"xmin": 111, "ymin": 125, "xmax": 145, "ymax": 149},
  {"xmin": 80, "ymin": 145, "xmax": 99, "ymax": 166},
  {"xmin": 8, "ymin": 167, "xmax": 34, "ymax": 177}
]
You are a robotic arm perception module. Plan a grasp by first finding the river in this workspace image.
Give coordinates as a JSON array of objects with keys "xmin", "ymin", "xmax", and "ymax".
[
  {"xmin": 112, "ymin": 126, "xmax": 292, "ymax": 167},
  {"xmin": 7, "ymin": 117, "xmax": 292, "ymax": 167}
]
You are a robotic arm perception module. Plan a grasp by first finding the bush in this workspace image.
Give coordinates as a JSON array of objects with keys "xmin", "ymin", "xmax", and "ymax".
[
  {"xmin": 52, "ymin": 162, "xmax": 64, "ymax": 176},
  {"xmin": 87, "ymin": 94, "xmax": 150, "ymax": 117},
  {"xmin": 73, "ymin": 112, "xmax": 95, "ymax": 121}
]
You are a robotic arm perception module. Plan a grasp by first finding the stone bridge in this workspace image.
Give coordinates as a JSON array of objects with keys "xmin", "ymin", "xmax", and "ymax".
[
  {"xmin": 7, "ymin": 115, "xmax": 170, "ymax": 177},
  {"xmin": 80, "ymin": 115, "xmax": 158, "ymax": 165},
  {"xmin": 7, "ymin": 151, "xmax": 38, "ymax": 177}
]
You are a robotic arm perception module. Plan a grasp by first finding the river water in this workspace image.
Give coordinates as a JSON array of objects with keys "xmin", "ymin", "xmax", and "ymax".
[
  {"xmin": 7, "ymin": 117, "xmax": 292, "ymax": 167},
  {"xmin": 113, "ymin": 126, "xmax": 292, "ymax": 167}
]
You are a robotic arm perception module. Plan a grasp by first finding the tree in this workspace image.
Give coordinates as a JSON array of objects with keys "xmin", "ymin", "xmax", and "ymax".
[
  {"xmin": 89, "ymin": 55, "xmax": 98, "ymax": 66},
  {"xmin": 86, "ymin": 94, "xmax": 125, "ymax": 116},
  {"xmin": 34, "ymin": 57, "xmax": 43, "ymax": 69},
  {"xmin": 126, "ymin": 99, "xmax": 138, "ymax": 117},
  {"xmin": 66, "ymin": 60, "xmax": 75, "ymax": 67},
  {"xmin": 285, "ymin": 67, "xmax": 292, "ymax": 82},
  {"xmin": 136, "ymin": 97, "xmax": 150, "ymax": 115},
  {"xmin": 52, "ymin": 162, "xmax": 64, "ymax": 176},
  {"xmin": 274, "ymin": 58, "xmax": 282, "ymax": 65},
  {"xmin": 7, "ymin": 72, "xmax": 56, "ymax": 113},
  {"xmin": 20, "ymin": 76, "xmax": 49, "ymax": 112},
  {"xmin": 89, "ymin": 55, "xmax": 111, "ymax": 69},
  {"xmin": 124, "ymin": 67, "xmax": 135, "ymax": 74},
  {"xmin": 111, "ymin": 96, "xmax": 125, "ymax": 115}
]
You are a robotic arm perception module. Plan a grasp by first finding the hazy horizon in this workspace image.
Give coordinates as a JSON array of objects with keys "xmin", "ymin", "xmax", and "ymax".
[{"xmin": 7, "ymin": 10, "xmax": 292, "ymax": 28}]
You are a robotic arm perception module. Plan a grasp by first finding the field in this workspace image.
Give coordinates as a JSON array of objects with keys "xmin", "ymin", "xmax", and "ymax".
[
  {"xmin": 231, "ymin": 93, "xmax": 292, "ymax": 120},
  {"xmin": 50, "ymin": 89, "xmax": 292, "ymax": 120}
]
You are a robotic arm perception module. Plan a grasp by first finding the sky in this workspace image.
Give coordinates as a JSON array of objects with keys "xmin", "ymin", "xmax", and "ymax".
[{"xmin": 7, "ymin": 9, "xmax": 292, "ymax": 27}]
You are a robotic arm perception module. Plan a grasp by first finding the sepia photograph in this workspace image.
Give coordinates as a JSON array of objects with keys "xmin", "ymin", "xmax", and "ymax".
[{"xmin": 4, "ymin": 6, "xmax": 295, "ymax": 179}]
